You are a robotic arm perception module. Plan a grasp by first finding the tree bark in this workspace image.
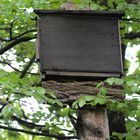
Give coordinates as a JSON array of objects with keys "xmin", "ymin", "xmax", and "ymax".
[{"xmin": 77, "ymin": 107, "xmax": 110, "ymax": 140}]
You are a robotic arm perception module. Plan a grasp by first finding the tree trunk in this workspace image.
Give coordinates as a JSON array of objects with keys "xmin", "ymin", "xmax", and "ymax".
[{"xmin": 77, "ymin": 107, "xmax": 110, "ymax": 140}]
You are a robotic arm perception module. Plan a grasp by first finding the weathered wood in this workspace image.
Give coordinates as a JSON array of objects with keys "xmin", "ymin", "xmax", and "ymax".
[
  {"xmin": 45, "ymin": 71, "xmax": 121, "ymax": 78},
  {"xmin": 34, "ymin": 10, "xmax": 124, "ymax": 18},
  {"xmin": 35, "ymin": 9, "xmax": 124, "ymax": 80},
  {"xmin": 77, "ymin": 107, "xmax": 109, "ymax": 140}
]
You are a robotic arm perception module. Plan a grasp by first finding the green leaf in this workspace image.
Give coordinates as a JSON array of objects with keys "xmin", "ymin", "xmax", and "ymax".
[
  {"xmin": 72, "ymin": 0, "xmax": 80, "ymax": 3},
  {"xmin": 100, "ymin": 87, "xmax": 107, "ymax": 96},
  {"xmin": 54, "ymin": 100, "xmax": 63, "ymax": 107},
  {"xmin": 47, "ymin": 91, "xmax": 57, "ymax": 99},
  {"xmin": 2, "ymin": 104, "xmax": 13, "ymax": 118},
  {"xmin": 84, "ymin": 96, "xmax": 95, "ymax": 102},
  {"xmin": 78, "ymin": 98, "xmax": 86, "ymax": 108},
  {"xmin": 128, "ymin": 4, "xmax": 136, "ymax": 11},
  {"xmin": 59, "ymin": 107, "xmax": 70, "ymax": 116},
  {"xmin": 72, "ymin": 100, "xmax": 79, "ymax": 109},
  {"xmin": 96, "ymin": 82, "xmax": 103, "ymax": 88},
  {"xmin": 117, "ymin": 103, "xmax": 126, "ymax": 109},
  {"xmin": 91, "ymin": 3, "xmax": 98, "ymax": 10},
  {"xmin": 95, "ymin": 97, "xmax": 106, "ymax": 105},
  {"xmin": 106, "ymin": 78, "xmax": 124, "ymax": 85},
  {"xmin": 36, "ymin": 87, "xmax": 46, "ymax": 95},
  {"xmin": 14, "ymin": 102, "xmax": 22, "ymax": 118},
  {"xmin": 45, "ymin": 122, "xmax": 50, "ymax": 128}
]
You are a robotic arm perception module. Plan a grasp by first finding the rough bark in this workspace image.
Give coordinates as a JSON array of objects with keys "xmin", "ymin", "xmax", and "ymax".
[
  {"xmin": 77, "ymin": 107, "xmax": 110, "ymax": 140},
  {"xmin": 42, "ymin": 81, "xmax": 124, "ymax": 103},
  {"xmin": 108, "ymin": 111, "xmax": 126, "ymax": 135}
]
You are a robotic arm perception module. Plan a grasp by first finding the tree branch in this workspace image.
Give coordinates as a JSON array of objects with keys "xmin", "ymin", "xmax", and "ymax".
[
  {"xmin": 0, "ymin": 101, "xmax": 76, "ymax": 138},
  {"xmin": 0, "ymin": 60, "xmax": 38, "ymax": 75},
  {"xmin": 0, "ymin": 28, "xmax": 36, "ymax": 42},
  {"xmin": 122, "ymin": 18, "xmax": 140, "ymax": 23},
  {"xmin": 19, "ymin": 102, "xmax": 28, "ymax": 120},
  {"xmin": 0, "ymin": 36, "xmax": 36, "ymax": 55},
  {"xmin": 20, "ymin": 54, "xmax": 36, "ymax": 78},
  {"xmin": 12, "ymin": 115, "xmax": 75, "ymax": 134},
  {"xmin": 0, "ymin": 27, "xmax": 10, "ymax": 31},
  {"xmin": 0, "ymin": 60, "xmax": 21, "ymax": 72},
  {"xmin": 68, "ymin": 115, "xmax": 77, "ymax": 132},
  {"xmin": 0, "ymin": 125, "xmax": 78, "ymax": 139},
  {"xmin": 12, "ymin": 116, "xmax": 44, "ymax": 129},
  {"xmin": 0, "ymin": 37, "xmax": 11, "ymax": 42},
  {"xmin": 13, "ymin": 29, "xmax": 37, "ymax": 40},
  {"xmin": 124, "ymin": 32, "xmax": 140, "ymax": 40}
]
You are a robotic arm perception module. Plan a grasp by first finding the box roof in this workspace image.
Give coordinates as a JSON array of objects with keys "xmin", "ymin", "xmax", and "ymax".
[{"xmin": 34, "ymin": 10, "xmax": 125, "ymax": 19}]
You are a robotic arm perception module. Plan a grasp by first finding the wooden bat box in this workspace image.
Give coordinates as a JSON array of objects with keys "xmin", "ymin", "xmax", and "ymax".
[{"xmin": 35, "ymin": 10, "xmax": 124, "ymax": 80}]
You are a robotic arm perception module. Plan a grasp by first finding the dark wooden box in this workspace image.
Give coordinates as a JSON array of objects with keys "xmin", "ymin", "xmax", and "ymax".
[{"xmin": 35, "ymin": 10, "xmax": 124, "ymax": 80}]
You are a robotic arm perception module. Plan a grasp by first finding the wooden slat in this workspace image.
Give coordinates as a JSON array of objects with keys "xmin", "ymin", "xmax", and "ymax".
[
  {"xmin": 34, "ymin": 10, "xmax": 125, "ymax": 19},
  {"xmin": 46, "ymin": 71, "xmax": 121, "ymax": 78}
]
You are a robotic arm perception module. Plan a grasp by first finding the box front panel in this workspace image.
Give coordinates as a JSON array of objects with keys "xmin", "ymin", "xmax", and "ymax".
[{"xmin": 39, "ymin": 15, "xmax": 122, "ymax": 76}]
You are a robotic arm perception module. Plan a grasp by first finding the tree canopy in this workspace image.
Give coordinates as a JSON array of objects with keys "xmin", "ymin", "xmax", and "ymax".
[{"xmin": 0, "ymin": 0, "xmax": 140, "ymax": 140}]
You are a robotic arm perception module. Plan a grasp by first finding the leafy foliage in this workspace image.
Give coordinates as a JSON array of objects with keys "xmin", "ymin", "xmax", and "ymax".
[{"xmin": 0, "ymin": 0, "xmax": 140, "ymax": 140}]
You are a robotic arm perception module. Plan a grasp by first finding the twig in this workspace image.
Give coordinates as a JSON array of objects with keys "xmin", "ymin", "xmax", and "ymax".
[
  {"xmin": 20, "ymin": 54, "xmax": 36, "ymax": 78},
  {"xmin": 9, "ymin": 18, "xmax": 18, "ymax": 40},
  {"xmin": 122, "ymin": 18, "xmax": 140, "ymax": 23},
  {"xmin": 13, "ymin": 29, "xmax": 37, "ymax": 40},
  {"xmin": 0, "ymin": 29, "xmax": 36, "ymax": 42},
  {"xmin": 12, "ymin": 116, "xmax": 44, "ymax": 129},
  {"xmin": 0, "ymin": 60, "xmax": 38, "ymax": 75},
  {"xmin": 0, "ymin": 60, "xmax": 21, "ymax": 72},
  {"xmin": 68, "ymin": 115, "xmax": 77, "ymax": 132}
]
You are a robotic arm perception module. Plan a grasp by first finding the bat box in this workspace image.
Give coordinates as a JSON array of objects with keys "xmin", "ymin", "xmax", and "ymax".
[{"xmin": 34, "ymin": 10, "xmax": 124, "ymax": 80}]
